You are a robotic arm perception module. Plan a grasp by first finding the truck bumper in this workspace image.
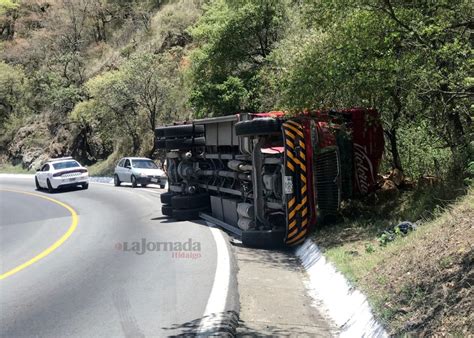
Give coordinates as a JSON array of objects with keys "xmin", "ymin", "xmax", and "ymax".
[
  {"xmin": 241, "ymin": 229, "xmax": 286, "ymax": 248},
  {"xmin": 200, "ymin": 211, "xmax": 285, "ymax": 248}
]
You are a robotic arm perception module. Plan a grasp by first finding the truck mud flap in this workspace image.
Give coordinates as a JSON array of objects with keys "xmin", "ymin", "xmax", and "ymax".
[
  {"xmin": 283, "ymin": 120, "xmax": 310, "ymax": 246},
  {"xmin": 199, "ymin": 212, "xmax": 285, "ymax": 248},
  {"xmin": 241, "ymin": 229, "xmax": 286, "ymax": 248}
]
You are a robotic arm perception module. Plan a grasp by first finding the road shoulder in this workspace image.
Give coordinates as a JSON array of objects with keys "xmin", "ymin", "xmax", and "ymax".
[{"xmin": 234, "ymin": 244, "xmax": 334, "ymax": 336}]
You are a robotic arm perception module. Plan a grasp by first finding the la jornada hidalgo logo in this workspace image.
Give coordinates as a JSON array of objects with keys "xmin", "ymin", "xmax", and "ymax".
[{"xmin": 115, "ymin": 238, "xmax": 201, "ymax": 259}]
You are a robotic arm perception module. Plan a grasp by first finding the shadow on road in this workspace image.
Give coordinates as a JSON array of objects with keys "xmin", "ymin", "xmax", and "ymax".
[{"xmin": 162, "ymin": 310, "xmax": 238, "ymax": 337}]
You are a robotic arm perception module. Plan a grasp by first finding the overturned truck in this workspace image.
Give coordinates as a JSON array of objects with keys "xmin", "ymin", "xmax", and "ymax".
[{"xmin": 155, "ymin": 109, "xmax": 384, "ymax": 247}]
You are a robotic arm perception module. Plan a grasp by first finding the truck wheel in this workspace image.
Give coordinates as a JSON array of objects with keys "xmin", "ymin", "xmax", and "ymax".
[
  {"xmin": 47, "ymin": 179, "xmax": 54, "ymax": 193},
  {"xmin": 81, "ymin": 183, "xmax": 89, "ymax": 190},
  {"xmin": 171, "ymin": 193, "xmax": 210, "ymax": 209},
  {"xmin": 156, "ymin": 139, "xmax": 166, "ymax": 149},
  {"xmin": 35, "ymin": 177, "xmax": 41, "ymax": 190},
  {"xmin": 235, "ymin": 118, "xmax": 281, "ymax": 137},
  {"xmin": 114, "ymin": 174, "xmax": 121, "ymax": 186},
  {"xmin": 172, "ymin": 207, "xmax": 207, "ymax": 221},
  {"xmin": 160, "ymin": 191, "xmax": 175, "ymax": 204},
  {"xmin": 155, "ymin": 127, "xmax": 166, "ymax": 137},
  {"xmin": 162, "ymin": 204, "xmax": 173, "ymax": 216},
  {"xmin": 160, "ymin": 184, "xmax": 165, "ymax": 189},
  {"xmin": 131, "ymin": 175, "xmax": 137, "ymax": 188},
  {"xmin": 165, "ymin": 137, "xmax": 205, "ymax": 150},
  {"xmin": 163, "ymin": 124, "xmax": 204, "ymax": 137}
]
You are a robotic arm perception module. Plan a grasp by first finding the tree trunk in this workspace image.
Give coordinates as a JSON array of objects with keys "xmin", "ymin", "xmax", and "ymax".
[{"xmin": 385, "ymin": 129, "xmax": 403, "ymax": 172}]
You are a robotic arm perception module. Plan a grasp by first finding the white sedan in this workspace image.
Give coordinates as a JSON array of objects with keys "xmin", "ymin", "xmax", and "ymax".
[{"xmin": 35, "ymin": 157, "xmax": 89, "ymax": 192}]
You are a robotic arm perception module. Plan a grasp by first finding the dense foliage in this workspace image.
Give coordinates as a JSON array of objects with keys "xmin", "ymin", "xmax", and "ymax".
[
  {"xmin": 189, "ymin": 0, "xmax": 472, "ymax": 177},
  {"xmin": 0, "ymin": 0, "xmax": 472, "ymax": 179}
]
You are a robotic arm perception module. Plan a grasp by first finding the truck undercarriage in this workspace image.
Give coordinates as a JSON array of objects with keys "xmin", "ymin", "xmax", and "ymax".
[{"xmin": 155, "ymin": 109, "xmax": 384, "ymax": 247}]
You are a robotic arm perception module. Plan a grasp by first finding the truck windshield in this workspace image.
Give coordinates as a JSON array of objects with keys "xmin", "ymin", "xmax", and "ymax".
[
  {"xmin": 132, "ymin": 160, "xmax": 158, "ymax": 169},
  {"xmin": 52, "ymin": 161, "xmax": 80, "ymax": 170}
]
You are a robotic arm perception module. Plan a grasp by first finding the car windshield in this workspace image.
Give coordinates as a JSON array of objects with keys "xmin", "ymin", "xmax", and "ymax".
[
  {"xmin": 132, "ymin": 159, "xmax": 158, "ymax": 169},
  {"xmin": 52, "ymin": 161, "xmax": 80, "ymax": 170}
]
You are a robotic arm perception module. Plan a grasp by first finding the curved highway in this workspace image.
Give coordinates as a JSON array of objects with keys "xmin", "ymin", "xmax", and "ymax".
[{"xmin": 0, "ymin": 177, "xmax": 236, "ymax": 337}]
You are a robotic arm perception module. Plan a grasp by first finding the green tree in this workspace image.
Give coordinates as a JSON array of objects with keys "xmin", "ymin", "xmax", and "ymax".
[
  {"xmin": 270, "ymin": 0, "xmax": 472, "ymax": 174},
  {"xmin": 0, "ymin": 61, "xmax": 29, "ymax": 124},
  {"xmin": 189, "ymin": 0, "xmax": 288, "ymax": 117}
]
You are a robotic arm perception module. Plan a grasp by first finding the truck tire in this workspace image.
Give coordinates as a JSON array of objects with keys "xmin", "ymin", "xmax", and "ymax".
[
  {"xmin": 155, "ymin": 127, "xmax": 166, "ymax": 137},
  {"xmin": 172, "ymin": 207, "xmax": 207, "ymax": 221},
  {"xmin": 160, "ymin": 191, "xmax": 175, "ymax": 205},
  {"xmin": 162, "ymin": 204, "xmax": 173, "ymax": 216},
  {"xmin": 171, "ymin": 193, "xmax": 210, "ymax": 209},
  {"xmin": 165, "ymin": 137, "xmax": 205, "ymax": 150},
  {"xmin": 156, "ymin": 139, "xmax": 166, "ymax": 149},
  {"xmin": 163, "ymin": 124, "xmax": 204, "ymax": 137},
  {"xmin": 235, "ymin": 118, "xmax": 281, "ymax": 137}
]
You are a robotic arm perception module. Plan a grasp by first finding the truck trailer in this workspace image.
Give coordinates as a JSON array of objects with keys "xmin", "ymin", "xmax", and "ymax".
[{"xmin": 155, "ymin": 109, "xmax": 384, "ymax": 247}]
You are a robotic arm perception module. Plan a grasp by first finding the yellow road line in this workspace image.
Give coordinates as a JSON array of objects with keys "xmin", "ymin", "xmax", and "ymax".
[{"xmin": 0, "ymin": 189, "xmax": 78, "ymax": 280}]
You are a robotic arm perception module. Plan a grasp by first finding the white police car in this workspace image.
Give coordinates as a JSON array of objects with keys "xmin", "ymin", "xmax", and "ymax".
[{"xmin": 35, "ymin": 157, "xmax": 89, "ymax": 192}]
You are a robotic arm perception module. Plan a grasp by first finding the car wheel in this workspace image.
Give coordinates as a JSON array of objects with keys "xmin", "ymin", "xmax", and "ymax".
[
  {"xmin": 162, "ymin": 205, "xmax": 173, "ymax": 216},
  {"xmin": 235, "ymin": 118, "xmax": 282, "ymax": 137},
  {"xmin": 35, "ymin": 177, "xmax": 41, "ymax": 190},
  {"xmin": 160, "ymin": 191, "xmax": 175, "ymax": 205},
  {"xmin": 114, "ymin": 174, "xmax": 121, "ymax": 186},
  {"xmin": 155, "ymin": 139, "xmax": 167, "ymax": 149},
  {"xmin": 171, "ymin": 193, "xmax": 210, "ymax": 209},
  {"xmin": 82, "ymin": 183, "xmax": 89, "ymax": 190},
  {"xmin": 131, "ymin": 175, "xmax": 137, "ymax": 188},
  {"xmin": 160, "ymin": 184, "xmax": 165, "ymax": 189},
  {"xmin": 47, "ymin": 179, "xmax": 54, "ymax": 193},
  {"xmin": 172, "ymin": 207, "xmax": 208, "ymax": 221}
]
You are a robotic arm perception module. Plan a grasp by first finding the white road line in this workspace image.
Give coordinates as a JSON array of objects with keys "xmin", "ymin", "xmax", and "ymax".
[{"xmin": 198, "ymin": 226, "xmax": 231, "ymax": 335}]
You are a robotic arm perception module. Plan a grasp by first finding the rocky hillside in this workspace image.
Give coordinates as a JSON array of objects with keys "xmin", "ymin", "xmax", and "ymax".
[
  {"xmin": 1, "ymin": 0, "xmax": 471, "ymax": 179},
  {"xmin": 0, "ymin": 0, "xmax": 201, "ymax": 171}
]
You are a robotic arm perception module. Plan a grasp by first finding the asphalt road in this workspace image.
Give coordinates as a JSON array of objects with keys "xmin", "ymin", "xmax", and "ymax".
[{"xmin": 0, "ymin": 177, "xmax": 235, "ymax": 337}]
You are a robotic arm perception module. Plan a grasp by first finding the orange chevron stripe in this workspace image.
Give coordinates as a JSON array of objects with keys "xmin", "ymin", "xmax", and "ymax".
[
  {"xmin": 287, "ymin": 227, "xmax": 298, "ymax": 238},
  {"xmin": 286, "ymin": 150, "xmax": 306, "ymax": 172},
  {"xmin": 302, "ymin": 208, "xmax": 308, "ymax": 217},
  {"xmin": 287, "ymin": 228, "xmax": 307, "ymax": 244},
  {"xmin": 285, "ymin": 123, "xmax": 304, "ymax": 138},
  {"xmin": 284, "ymin": 129, "xmax": 296, "ymax": 140},
  {"xmin": 286, "ymin": 138, "xmax": 295, "ymax": 149},
  {"xmin": 288, "ymin": 197, "xmax": 295, "ymax": 209},
  {"xmin": 286, "ymin": 159, "xmax": 295, "ymax": 172},
  {"xmin": 288, "ymin": 219, "xmax": 296, "ymax": 229}
]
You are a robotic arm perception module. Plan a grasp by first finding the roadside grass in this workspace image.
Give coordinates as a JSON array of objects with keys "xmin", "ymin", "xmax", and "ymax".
[
  {"xmin": 86, "ymin": 153, "xmax": 120, "ymax": 177},
  {"xmin": 313, "ymin": 182, "xmax": 473, "ymax": 335},
  {"xmin": 0, "ymin": 163, "xmax": 33, "ymax": 174}
]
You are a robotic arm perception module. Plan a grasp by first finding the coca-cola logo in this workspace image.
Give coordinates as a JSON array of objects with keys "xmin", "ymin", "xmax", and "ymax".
[{"xmin": 354, "ymin": 143, "xmax": 374, "ymax": 194}]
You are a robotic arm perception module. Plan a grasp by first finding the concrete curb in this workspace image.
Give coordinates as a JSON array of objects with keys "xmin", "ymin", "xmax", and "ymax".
[{"xmin": 295, "ymin": 239, "xmax": 387, "ymax": 338}]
